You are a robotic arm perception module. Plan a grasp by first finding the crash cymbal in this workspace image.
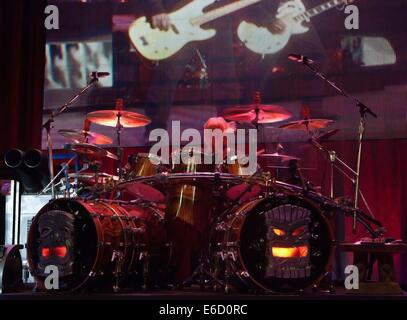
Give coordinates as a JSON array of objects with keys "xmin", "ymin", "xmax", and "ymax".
[
  {"xmin": 280, "ymin": 119, "xmax": 335, "ymax": 131},
  {"xmin": 222, "ymin": 104, "xmax": 292, "ymax": 124},
  {"xmin": 259, "ymin": 152, "xmax": 300, "ymax": 162},
  {"xmin": 58, "ymin": 129, "xmax": 113, "ymax": 145},
  {"xmin": 87, "ymin": 110, "xmax": 151, "ymax": 128},
  {"xmin": 70, "ymin": 143, "xmax": 119, "ymax": 161}
]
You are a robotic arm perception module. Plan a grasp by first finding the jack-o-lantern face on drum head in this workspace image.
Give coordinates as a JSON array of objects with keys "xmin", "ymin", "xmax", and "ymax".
[
  {"xmin": 37, "ymin": 210, "xmax": 75, "ymax": 277},
  {"xmin": 265, "ymin": 204, "xmax": 312, "ymax": 279}
]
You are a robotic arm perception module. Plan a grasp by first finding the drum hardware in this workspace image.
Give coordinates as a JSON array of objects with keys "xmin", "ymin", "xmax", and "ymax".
[
  {"xmin": 112, "ymin": 250, "xmax": 125, "ymax": 293},
  {"xmin": 289, "ymin": 54, "xmax": 378, "ymax": 233},
  {"xmin": 140, "ymin": 251, "xmax": 150, "ymax": 290},
  {"xmin": 40, "ymin": 155, "xmax": 78, "ymax": 196},
  {"xmin": 309, "ymin": 137, "xmax": 378, "ymax": 223},
  {"xmin": 42, "ymin": 72, "xmax": 104, "ymax": 199}
]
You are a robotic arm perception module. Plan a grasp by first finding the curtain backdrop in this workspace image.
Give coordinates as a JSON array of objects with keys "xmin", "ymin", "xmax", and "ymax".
[{"xmin": 0, "ymin": 0, "xmax": 46, "ymax": 154}]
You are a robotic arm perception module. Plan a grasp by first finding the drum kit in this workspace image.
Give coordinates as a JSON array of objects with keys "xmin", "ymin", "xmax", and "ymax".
[{"xmin": 28, "ymin": 84, "xmax": 385, "ymax": 294}]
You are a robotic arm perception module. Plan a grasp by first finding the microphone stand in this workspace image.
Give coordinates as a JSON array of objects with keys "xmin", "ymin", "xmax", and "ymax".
[
  {"xmin": 296, "ymin": 58, "xmax": 378, "ymax": 233},
  {"xmin": 42, "ymin": 74, "xmax": 100, "ymax": 199}
]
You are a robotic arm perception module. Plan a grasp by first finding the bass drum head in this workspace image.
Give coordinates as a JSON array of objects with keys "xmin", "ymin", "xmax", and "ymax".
[
  {"xmin": 27, "ymin": 199, "xmax": 99, "ymax": 291},
  {"xmin": 237, "ymin": 195, "xmax": 333, "ymax": 292}
]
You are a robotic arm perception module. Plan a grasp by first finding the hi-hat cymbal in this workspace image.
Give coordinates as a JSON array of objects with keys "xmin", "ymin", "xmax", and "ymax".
[
  {"xmin": 87, "ymin": 110, "xmax": 151, "ymax": 128},
  {"xmin": 59, "ymin": 129, "xmax": 113, "ymax": 145},
  {"xmin": 259, "ymin": 152, "xmax": 300, "ymax": 162},
  {"xmin": 280, "ymin": 119, "xmax": 334, "ymax": 131},
  {"xmin": 223, "ymin": 104, "xmax": 292, "ymax": 124},
  {"xmin": 70, "ymin": 143, "xmax": 119, "ymax": 161},
  {"xmin": 267, "ymin": 166, "xmax": 316, "ymax": 171},
  {"xmin": 314, "ymin": 128, "xmax": 340, "ymax": 141},
  {"xmin": 65, "ymin": 172, "xmax": 119, "ymax": 185}
]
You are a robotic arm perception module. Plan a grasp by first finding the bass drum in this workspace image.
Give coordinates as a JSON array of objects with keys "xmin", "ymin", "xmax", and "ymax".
[
  {"xmin": 27, "ymin": 199, "xmax": 169, "ymax": 292},
  {"xmin": 211, "ymin": 190, "xmax": 334, "ymax": 293}
]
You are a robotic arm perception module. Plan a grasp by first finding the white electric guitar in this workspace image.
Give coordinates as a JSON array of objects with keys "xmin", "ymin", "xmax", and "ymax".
[
  {"xmin": 129, "ymin": 0, "xmax": 263, "ymax": 61},
  {"xmin": 238, "ymin": 0, "xmax": 355, "ymax": 56}
]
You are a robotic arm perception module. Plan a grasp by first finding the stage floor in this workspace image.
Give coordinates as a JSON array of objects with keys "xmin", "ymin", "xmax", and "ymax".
[{"xmin": 2, "ymin": 288, "xmax": 407, "ymax": 301}]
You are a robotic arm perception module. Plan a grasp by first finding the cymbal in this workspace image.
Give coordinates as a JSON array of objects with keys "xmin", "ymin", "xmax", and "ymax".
[
  {"xmin": 58, "ymin": 129, "xmax": 113, "ymax": 145},
  {"xmin": 280, "ymin": 119, "xmax": 334, "ymax": 131},
  {"xmin": 65, "ymin": 172, "xmax": 119, "ymax": 185},
  {"xmin": 315, "ymin": 129, "xmax": 340, "ymax": 141},
  {"xmin": 70, "ymin": 143, "xmax": 119, "ymax": 161},
  {"xmin": 222, "ymin": 104, "xmax": 292, "ymax": 124},
  {"xmin": 267, "ymin": 166, "xmax": 316, "ymax": 171},
  {"xmin": 87, "ymin": 110, "xmax": 151, "ymax": 128},
  {"xmin": 259, "ymin": 152, "xmax": 300, "ymax": 162}
]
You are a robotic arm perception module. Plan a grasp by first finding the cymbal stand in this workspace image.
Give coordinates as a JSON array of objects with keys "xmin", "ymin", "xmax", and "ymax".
[
  {"xmin": 310, "ymin": 138, "xmax": 378, "ymax": 221},
  {"xmin": 181, "ymin": 174, "xmax": 224, "ymax": 290},
  {"xmin": 42, "ymin": 74, "xmax": 100, "ymax": 199},
  {"xmin": 115, "ymin": 113, "xmax": 124, "ymax": 180},
  {"xmin": 297, "ymin": 58, "xmax": 377, "ymax": 233},
  {"xmin": 40, "ymin": 156, "xmax": 77, "ymax": 196}
]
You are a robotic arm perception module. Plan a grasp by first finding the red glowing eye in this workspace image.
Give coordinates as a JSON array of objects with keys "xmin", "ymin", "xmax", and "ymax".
[
  {"xmin": 53, "ymin": 246, "xmax": 67, "ymax": 258},
  {"xmin": 41, "ymin": 247, "xmax": 50, "ymax": 258},
  {"xmin": 41, "ymin": 246, "xmax": 67, "ymax": 258},
  {"xmin": 273, "ymin": 228, "xmax": 286, "ymax": 236},
  {"xmin": 292, "ymin": 226, "xmax": 306, "ymax": 237}
]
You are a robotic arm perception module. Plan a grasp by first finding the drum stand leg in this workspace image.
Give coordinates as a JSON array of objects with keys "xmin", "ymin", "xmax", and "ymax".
[
  {"xmin": 141, "ymin": 252, "xmax": 150, "ymax": 291},
  {"xmin": 313, "ymin": 271, "xmax": 336, "ymax": 294},
  {"xmin": 112, "ymin": 250, "xmax": 124, "ymax": 293},
  {"xmin": 224, "ymin": 260, "xmax": 233, "ymax": 294},
  {"xmin": 181, "ymin": 251, "xmax": 222, "ymax": 290}
]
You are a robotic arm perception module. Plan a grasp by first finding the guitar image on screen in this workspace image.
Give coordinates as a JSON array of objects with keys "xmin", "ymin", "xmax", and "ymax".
[
  {"xmin": 237, "ymin": 0, "xmax": 355, "ymax": 56},
  {"xmin": 129, "ymin": 0, "xmax": 263, "ymax": 61}
]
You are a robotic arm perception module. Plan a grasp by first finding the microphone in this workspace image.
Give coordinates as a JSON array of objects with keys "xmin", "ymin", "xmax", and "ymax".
[
  {"xmin": 89, "ymin": 71, "xmax": 110, "ymax": 79},
  {"xmin": 288, "ymin": 54, "xmax": 315, "ymax": 64}
]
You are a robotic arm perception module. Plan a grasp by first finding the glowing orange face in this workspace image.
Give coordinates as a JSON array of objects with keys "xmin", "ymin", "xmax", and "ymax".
[
  {"xmin": 266, "ymin": 204, "xmax": 312, "ymax": 279},
  {"xmin": 271, "ymin": 246, "xmax": 309, "ymax": 258}
]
